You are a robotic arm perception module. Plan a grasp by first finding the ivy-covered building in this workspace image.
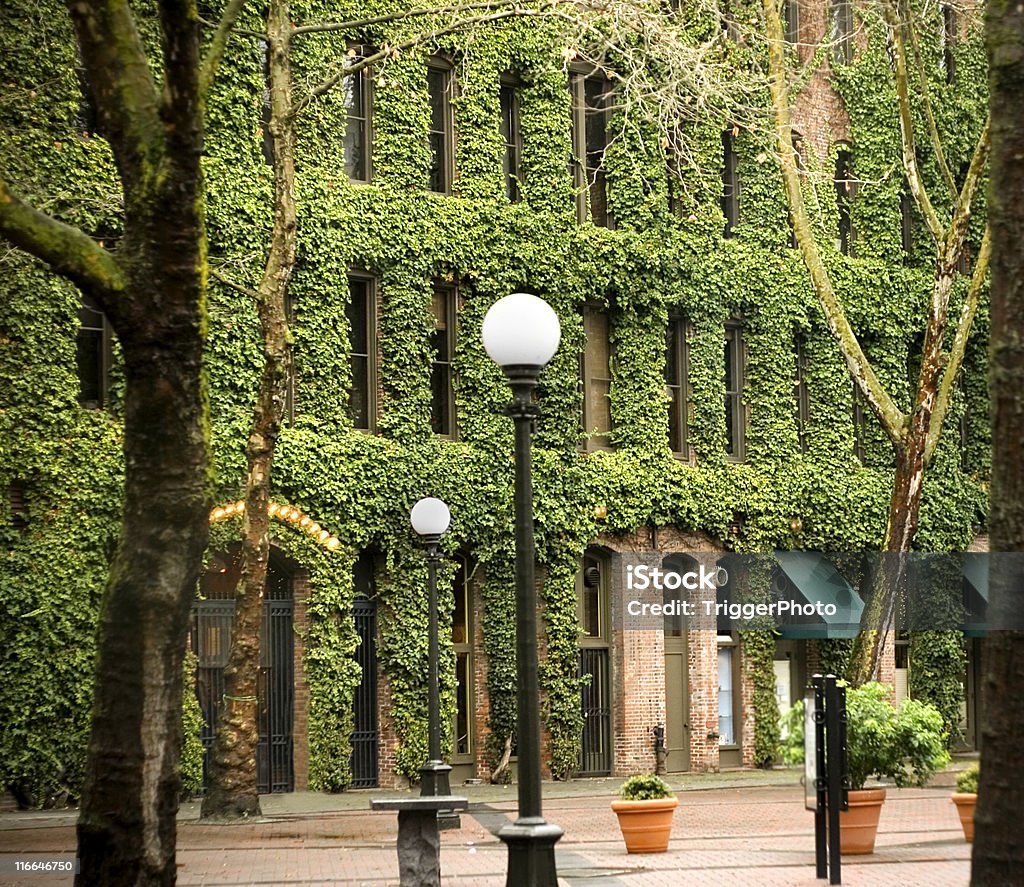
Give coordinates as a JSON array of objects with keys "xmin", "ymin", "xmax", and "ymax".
[{"xmin": 1, "ymin": 0, "xmax": 989, "ymax": 801}]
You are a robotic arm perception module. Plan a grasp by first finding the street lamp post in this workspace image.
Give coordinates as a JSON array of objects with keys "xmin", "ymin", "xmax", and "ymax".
[
  {"xmin": 410, "ymin": 496, "xmax": 453, "ymax": 799},
  {"xmin": 481, "ymin": 293, "xmax": 563, "ymax": 887}
]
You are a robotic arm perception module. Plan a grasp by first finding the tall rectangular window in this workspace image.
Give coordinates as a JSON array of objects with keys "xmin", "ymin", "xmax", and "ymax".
[
  {"xmin": 284, "ymin": 292, "xmax": 296, "ymax": 424},
  {"xmin": 430, "ymin": 284, "xmax": 458, "ymax": 436},
  {"xmin": 427, "ymin": 62, "xmax": 454, "ymax": 194},
  {"xmin": 941, "ymin": 5, "xmax": 957, "ymax": 82},
  {"xmin": 831, "ymin": 0, "xmax": 853, "ymax": 66},
  {"xmin": 784, "ymin": 0, "xmax": 800, "ymax": 44},
  {"xmin": 665, "ymin": 316, "xmax": 690, "ymax": 458},
  {"xmin": 76, "ymin": 296, "xmax": 111, "ymax": 409},
  {"xmin": 346, "ymin": 274, "xmax": 376, "ymax": 430},
  {"xmin": 500, "ymin": 79, "xmax": 522, "ymax": 202},
  {"xmin": 344, "ymin": 57, "xmax": 372, "ymax": 182},
  {"xmin": 451, "ymin": 553, "xmax": 474, "ymax": 761},
  {"xmin": 835, "ymin": 149, "xmax": 857, "ymax": 255},
  {"xmin": 570, "ymin": 71, "xmax": 613, "ymax": 227},
  {"xmin": 581, "ymin": 305, "xmax": 613, "ymax": 450},
  {"xmin": 260, "ymin": 42, "xmax": 274, "ymax": 166},
  {"xmin": 795, "ymin": 332, "xmax": 810, "ymax": 453},
  {"xmin": 724, "ymin": 322, "xmax": 746, "ymax": 460},
  {"xmin": 721, "ymin": 129, "xmax": 740, "ymax": 237}
]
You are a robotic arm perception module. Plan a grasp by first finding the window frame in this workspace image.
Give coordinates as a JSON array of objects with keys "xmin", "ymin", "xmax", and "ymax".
[
  {"xmin": 835, "ymin": 147, "xmax": 857, "ymax": 255},
  {"xmin": 430, "ymin": 282, "xmax": 459, "ymax": 437},
  {"xmin": 666, "ymin": 315, "xmax": 691, "ymax": 460},
  {"xmin": 831, "ymin": 0, "xmax": 854, "ymax": 66},
  {"xmin": 784, "ymin": 0, "xmax": 800, "ymax": 44},
  {"xmin": 426, "ymin": 58, "xmax": 456, "ymax": 194},
  {"xmin": 343, "ymin": 47, "xmax": 374, "ymax": 183},
  {"xmin": 499, "ymin": 76, "xmax": 523, "ymax": 202},
  {"xmin": 346, "ymin": 270, "xmax": 378, "ymax": 432},
  {"xmin": 451, "ymin": 551, "xmax": 475, "ymax": 764},
  {"xmin": 721, "ymin": 129, "xmax": 740, "ymax": 238},
  {"xmin": 795, "ymin": 331, "xmax": 811, "ymax": 453},
  {"xmin": 580, "ymin": 303, "xmax": 614, "ymax": 451},
  {"xmin": 724, "ymin": 320, "xmax": 746, "ymax": 461},
  {"xmin": 569, "ymin": 67, "xmax": 614, "ymax": 228},
  {"xmin": 76, "ymin": 295, "xmax": 113, "ymax": 410}
]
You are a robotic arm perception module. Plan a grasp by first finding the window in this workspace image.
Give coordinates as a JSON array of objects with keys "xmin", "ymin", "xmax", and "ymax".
[
  {"xmin": 427, "ymin": 61, "xmax": 455, "ymax": 194},
  {"xmin": 835, "ymin": 148, "xmax": 857, "ymax": 255},
  {"xmin": 577, "ymin": 551, "xmax": 611, "ymax": 775},
  {"xmin": 344, "ymin": 53, "xmax": 372, "ymax": 182},
  {"xmin": 795, "ymin": 332, "xmax": 810, "ymax": 453},
  {"xmin": 831, "ymin": 0, "xmax": 853, "ymax": 66},
  {"xmin": 570, "ymin": 70, "xmax": 613, "ymax": 227},
  {"xmin": 500, "ymin": 78, "xmax": 522, "ymax": 202},
  {"xmin": 346, "ymin": 273, "xmax": 376, "ymax": 430},
  {"xmin": 430, "ymin": 283, "xmax": 458, "ymax": 436},
  {"xmin": 284, "ymin": 292, "xmax": 296, "ymax": 424},
  {"xmin": 721, "ymin": 129, "xmax": 740, "ymax": 237},
  {"xmin": 76, "ymin": 295, "xmax": 112, "ymax": 409},
  {"xmin": 941, "ymin": 5, "xmax": 957, "ymax": 83},
  {"xmin": 724, "ymin": 321, "xmax": 746, "ymax": 460},
  {"xmin": 74, "ymin": 52, "xmax": 100, "ymax": 138},
  {"xmin": 451, "ymin": 553, "xmax": 474, "ymax": 761},
  {"xmin": 581, "ymin": 304, "xmax": 613, "ymax": 450},
  {"xmin": 784, "ymin": 0, "xmax": 800, "ymax": 44},
  {"xmin": 665, "ymin": 316, "xmax": 691, "ymax": 458},
  {"xmin": 715, "ymin": 560, "xmax": 740, "ymax": 755},
  {"xmin": 8, "ymin": 481, "xmax": 28, "ymax": 531}
]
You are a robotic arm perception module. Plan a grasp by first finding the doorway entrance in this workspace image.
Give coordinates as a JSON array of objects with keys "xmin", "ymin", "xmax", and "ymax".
[{"xmin": 192, "ymin": 547, "xmax": 295, "ymax": 793}]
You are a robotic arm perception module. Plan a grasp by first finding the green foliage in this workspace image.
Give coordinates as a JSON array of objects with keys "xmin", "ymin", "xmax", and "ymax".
[
  {"xmin": 956, "ymin": 762, "xmax": 979, "ymax": 794},
  {"xmin": 780, "ymin": 683, "xmax": 950, "ymax": 790},
  {"xmin": 181, "ymin": 652, "xmax": 206, "ymax": 799},
  {"xmin": 0, "ymin": 0, "xmax": 988, "ymax": 798},
  {"xmin": 619, "ymin": 773, "xmax": 674, "ymax": 800}
]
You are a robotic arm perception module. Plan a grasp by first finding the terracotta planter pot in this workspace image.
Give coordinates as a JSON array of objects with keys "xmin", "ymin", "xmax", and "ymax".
[
  {"xmin": 610, "ymin": 796, "xmax": 679, "ymax": 853},
  {"xmin": 839, "ymin": 788, "xmax": 886, "ymax": 855},
  {"xmin": 951, "ymin": 792, "xmax": 976, "ymax": 842}
]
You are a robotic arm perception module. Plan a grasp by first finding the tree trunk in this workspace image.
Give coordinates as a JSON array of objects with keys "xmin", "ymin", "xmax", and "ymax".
[
  {"xmin": 201, "ymin": 0, "xmax": 297, "ymax": 819},
  {"xmin": 971, "ymin": 0, "xmax": 1024, "ymax": 879}
]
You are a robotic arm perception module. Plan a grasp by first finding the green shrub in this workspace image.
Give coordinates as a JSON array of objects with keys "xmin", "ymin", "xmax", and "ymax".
[
  {"xmin": 778, "ymin": 682, "xmax": 949, "ymax": 790},
  {"xmin": 619, "ymin": 773, "xmax": 674, "ymax": 800},
  {"xmin": 956, "ymin": 762, "xmax": 979, "ymax": 794}
]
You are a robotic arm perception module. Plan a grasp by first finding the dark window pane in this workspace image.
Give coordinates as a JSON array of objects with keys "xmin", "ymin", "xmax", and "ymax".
[
  {"xmin": 427, "ymin": 67, "xmax": 451, "ymax": 193},
  {"xmin": 76, "ymin": 298, "xmax": 107, "ymax": 408},
  {"xmin": 347, "ymin": 278, "xmax": 372, "ymax": 428},
  {"xmin": 500, "ymin": 83, "xmax": 521, "ymax": 202},
  {"xmin": 666, "ymin": 318, "xmax": 689, "ymax": 456},
  {"xmin": 430, "ymin": 287, "xmax": 456, "ymax": 436},
  {"xmin": 344, "ymin": 70, "xmax": 369, "ymax": 181},
  {"xmin": 721, "ymin": 130, "xmax": 740, "ymax": 237}
]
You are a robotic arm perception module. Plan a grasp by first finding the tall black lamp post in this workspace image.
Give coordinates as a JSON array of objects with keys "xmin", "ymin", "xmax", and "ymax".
[
  {"xmin": 410, "ymin": 496, "xmax": 453, "ymax": 799},
  {"xmin": 481, "ymin": 293, "xmax": 563, "ymax": 886}
]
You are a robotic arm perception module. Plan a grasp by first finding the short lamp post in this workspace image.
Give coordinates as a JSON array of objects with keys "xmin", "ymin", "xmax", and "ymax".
[
  {"xmin": 410, "ymin": 496, "xmax": 453, "ymax": 799},
  {"xmin": 481, "ymin": 293, "xmax": 563, "ymax": 887}
]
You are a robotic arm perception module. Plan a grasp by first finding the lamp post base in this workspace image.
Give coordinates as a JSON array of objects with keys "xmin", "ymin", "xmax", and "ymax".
[
  {"xmin": 420, "ymin": 761, "xmax": 459, "ymax": 828},
  {"xmin": 498, "ymin": 817, "xmax": 562, "ymax": 887}
]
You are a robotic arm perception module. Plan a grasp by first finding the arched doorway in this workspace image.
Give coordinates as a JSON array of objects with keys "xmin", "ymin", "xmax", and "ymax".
[{"xmin": 191, "ymin": 546, "xmax": 295, "ymax": 793}]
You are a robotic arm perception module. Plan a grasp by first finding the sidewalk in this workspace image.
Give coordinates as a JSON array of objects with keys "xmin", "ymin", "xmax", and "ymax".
[{"xmin": 0, "ymin": 771, "xmax": 972, "ymax": 886}]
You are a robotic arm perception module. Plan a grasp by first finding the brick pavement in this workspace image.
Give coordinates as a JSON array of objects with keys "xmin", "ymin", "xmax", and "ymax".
[{"xmin": 0, "ymin": 783, "xmax": 971, "ymax": 886}]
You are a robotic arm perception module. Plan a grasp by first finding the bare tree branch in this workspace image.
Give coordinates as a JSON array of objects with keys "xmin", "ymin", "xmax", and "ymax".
[
  {"xmin": 210, "ymin": 266, "xmax": 259, "ymax": 300},
  {"xmin": 291, "ymin": 0, "xmax": 520, "ymax": 36}
]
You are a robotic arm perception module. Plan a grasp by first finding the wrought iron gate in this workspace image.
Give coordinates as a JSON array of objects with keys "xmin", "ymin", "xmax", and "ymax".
[
  {"xmin": 350, "ymin": 594, "xmax": 379, "ymax": 788},
  {"xmin": 578, "ymin": 647, "xmax": 611, "ymax": 775},
  {"xmin": 192, "ymin": 568, "xmax": 294, "ymax": 794}
]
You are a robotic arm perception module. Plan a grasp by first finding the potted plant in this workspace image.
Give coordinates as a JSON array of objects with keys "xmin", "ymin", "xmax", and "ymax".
[
  {"xmin": 610, "ymin": 773, "xmax": 678, "ymax": 853},
  {"xmin": 781, "ymin": 682, "xmax": 950, "ymax": 855},
  {"xmin": 951, "ymin": 763, "xmax": 979, "ymax": 842}
]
